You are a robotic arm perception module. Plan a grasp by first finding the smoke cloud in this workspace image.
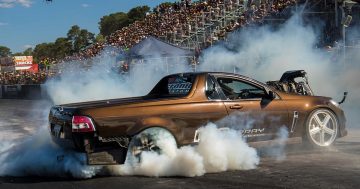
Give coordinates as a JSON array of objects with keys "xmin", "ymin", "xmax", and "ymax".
[
  {"xmin": 199, "ymin": 13, "xmax": 360, "ymax": 128},
  {"xmin": 0, "ymin": 130, "xmax": 101, "ymax": 178},
  {"xmin": 106, "ymin": 123, "xmax": 259, "ymax": 177},
  {"xmin": 0, "ymin": 104, "xmax": 102, "ymax": 178},
  {"xmin": 0, "ymin": 120, "xmax": 259, "ymax": 178},
  {"xmin": 45, "ymin": 49, "xmax": 191, "ymax": 105},
  {"xmin": 1, "ymin": 8, "xmax": 359, "ymax": 178}
]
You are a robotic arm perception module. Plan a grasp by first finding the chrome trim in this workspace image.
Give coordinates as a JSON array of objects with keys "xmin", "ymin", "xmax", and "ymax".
[{"xmin": 290, "ymin": 111, "xmax": 299, "ymax": 133}]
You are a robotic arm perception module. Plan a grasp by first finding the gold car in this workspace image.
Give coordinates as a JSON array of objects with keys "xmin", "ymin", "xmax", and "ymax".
[{"xmin": 49, "ymin": 71, "xmax": 347, "ymax": 165}]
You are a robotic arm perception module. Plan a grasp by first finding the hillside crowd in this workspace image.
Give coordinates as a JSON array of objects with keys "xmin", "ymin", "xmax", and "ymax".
[
  {"xmin": 1, "ymin": 0, "xmax": 299, "ymax": 85},
  {"xmin": 67, "ymin": 0, "xmax": 298, "ymax": 62}
]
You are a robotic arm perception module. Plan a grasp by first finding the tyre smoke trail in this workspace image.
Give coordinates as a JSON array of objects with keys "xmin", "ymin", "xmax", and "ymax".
[{"xmin": 2, "ymin": 8, "xmax": 359, "ymax": 178}]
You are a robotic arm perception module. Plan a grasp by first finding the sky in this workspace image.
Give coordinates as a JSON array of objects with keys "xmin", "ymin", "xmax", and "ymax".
[{"xmin": 0, "ymin": 0, "xmax": 176, "ymax": 53}]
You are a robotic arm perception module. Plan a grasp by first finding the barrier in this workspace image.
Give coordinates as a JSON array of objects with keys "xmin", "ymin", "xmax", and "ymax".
[
  {"xmin": 19, "ymin": 85, "xmax": 42, "ymax": 99},
  {"xmin": 0, "ymin": 84, "xmax": 49, "ymax": 100},
  {"xmin": 3, "ymin": 85, "xmax": 21, "ymax": 98}
]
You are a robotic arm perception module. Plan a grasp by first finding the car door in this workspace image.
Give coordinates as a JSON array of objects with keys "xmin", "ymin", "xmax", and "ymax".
[{"xmin": 214, "ymin": 75, "xmax": 290, "ymax": 142}]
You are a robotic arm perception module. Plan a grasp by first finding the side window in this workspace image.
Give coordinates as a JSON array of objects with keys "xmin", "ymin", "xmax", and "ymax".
[
  {"xmin": 206, "ymin": 76, "xmax": 220, "ymax": 100},
  {"xmin": 148, "ymin": 74, "xmax": 195, "ymax": 97},
  {"xmin": 168, "ymin": 76, "xmax": 193, "ymax": 95},
  {"xmin": 217, "ymin": 77, "xmax": 266, "ymax": 100}
]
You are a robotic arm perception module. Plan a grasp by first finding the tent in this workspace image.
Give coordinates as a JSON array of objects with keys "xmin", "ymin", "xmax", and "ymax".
[{"xmin": 129, "ymin": 36, "xmax": 193, "ymax": 58}]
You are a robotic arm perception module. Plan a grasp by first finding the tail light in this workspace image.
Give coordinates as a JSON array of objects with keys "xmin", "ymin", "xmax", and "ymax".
[{"xmin": 72, "ymin": 116, "xmax": 96, "ymax": 132}]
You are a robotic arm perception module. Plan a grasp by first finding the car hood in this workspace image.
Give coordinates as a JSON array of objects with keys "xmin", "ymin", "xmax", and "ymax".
[{"xmin": 277, "ymin": 91, "xmax": 332, "ymax": 101}]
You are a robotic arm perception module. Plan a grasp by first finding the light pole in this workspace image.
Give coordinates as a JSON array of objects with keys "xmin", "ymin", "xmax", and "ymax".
[{"xmin": 340, "ymin": 0, "xmax": 357, "ymax": 66}]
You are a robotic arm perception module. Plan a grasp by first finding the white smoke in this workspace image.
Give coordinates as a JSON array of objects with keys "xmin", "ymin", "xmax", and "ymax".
[
  {"xmin": 200, "ymin": 14, "xmax": 335, "ymax": 94},
  {"xmin": 104, "ymin": 123, "xmax": 259, "ymax": 177},
  {"xmin": 45, "ymin": 49, "xmax": 191, "ymax": 105},
  {"xmin": 1, "ymin": 7, "xmax": 359, "ymax": 179},
  {"xmin": 199, "ymin": 13, "xmax": 360, "ymax": 128},
  {"xmin": 0, "ymin": 101, "xmax": 101, "ymax": 178},
  {"xmin": 0, "ymin": 46, "xmax": 261, "ymax": 178},
  {"xmin": 259, "ymin": 126, "xmax": 289, "ymax": 161},
  {"xmin": 0, "ymin": 132, "xmax": 100, "ymax": 178},
  {"xmin": 0, "ymin": 121, "xmax": 259, "ymax": 178}
]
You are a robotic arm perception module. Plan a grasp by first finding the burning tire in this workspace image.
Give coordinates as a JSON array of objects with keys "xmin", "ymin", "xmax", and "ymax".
[
  {"xmin": 126, "ymin": 127, "xmax": 177, "ymax": 163},
  {"xmin": 305, "ymin": 109, "xmax": 338, "ymax": 147}
]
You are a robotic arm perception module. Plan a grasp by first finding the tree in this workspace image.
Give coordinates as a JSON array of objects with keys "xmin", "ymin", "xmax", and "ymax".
[
  {"xmin": 75, "ymin": 29, "xmax": 95, "ymax": 52},
  {"xmin": 127, "ymin": 5, "xmax": 150, "ymax": 23},
  {"xmin": 99, "ymin": 12, "xmax": 128, "ymax": 36},
  {"xmin": 23, "ymin": 47, "xmax": 33, "ymax": 56},
  {"xmin": 53, "ymin": 37, "xmax": 72, "ymax": 59},
  {"xmin": 67, "ymin": 25, "xmax": 95, "ymax": 53},
  {"xmin": 12, "ymin": 52, "xmax": 23, "ymax": 56},
  {"xmin": 0, "ymin": 46, "xmax": 11, "ymax": 57},
  {"xmin": 98, "ymin": 5, "xmax": 150, "ymax": 37},
  {"xmin": 33, "ymin": 42, "xmax": 55, "ymax": 63},
  {"xmin": 12, "ymin": 47, "xmax": 33, "ymax": 56},
  {"xmin": 95, "ymin": 34, "xmax": 106, "ymax": 43},
  {"xmin": 67, "ymin": 25, "xmax": 81, "ymax": 42}
]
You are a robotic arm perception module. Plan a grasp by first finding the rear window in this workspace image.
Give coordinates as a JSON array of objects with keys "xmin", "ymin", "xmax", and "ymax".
[{"xmin": 148, "ymin": 74, "xmax": 196, "ymax": 97}]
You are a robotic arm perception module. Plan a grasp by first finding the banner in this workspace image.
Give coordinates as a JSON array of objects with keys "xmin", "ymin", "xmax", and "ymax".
[
  {"xmin": 14, "ymin": 56, "xmax": 33, "ymax": 66},
  {"xmin": 13, "ymin": 56, "xmax": 38, "ymax": 72}
]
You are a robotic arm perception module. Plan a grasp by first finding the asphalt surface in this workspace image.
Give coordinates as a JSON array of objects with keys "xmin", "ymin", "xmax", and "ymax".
[{"xmin": 0, "ymin": 99, "xmax": 359, "ymax": 189}]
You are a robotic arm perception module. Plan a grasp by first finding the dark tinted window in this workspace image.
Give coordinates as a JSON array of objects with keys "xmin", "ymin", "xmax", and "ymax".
[
  {"xmin": 148, "ymin": 74, "xmax": 196, "ymax": 97},
  {"xmin": 217, "ymin": 77, "xmax": 266, "ymax": 100}
]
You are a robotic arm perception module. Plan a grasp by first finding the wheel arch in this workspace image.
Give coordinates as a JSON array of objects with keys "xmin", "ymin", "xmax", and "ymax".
[{"xmin": 127, "ymin": 119, "xmax": 181, "ymax": 147}]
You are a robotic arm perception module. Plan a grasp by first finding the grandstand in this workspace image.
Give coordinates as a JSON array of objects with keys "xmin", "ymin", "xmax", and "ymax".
[
  {"xmin": 1, "ymin": 0, "xmax": 359, "ymax": 85},
  {"xmin": 72, "ymin": 0, "xmax": 359, "ymax": 60}
]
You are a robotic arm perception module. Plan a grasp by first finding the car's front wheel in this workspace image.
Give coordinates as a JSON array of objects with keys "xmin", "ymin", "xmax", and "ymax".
[{"xmin": 305, "ymin": 108, "xmax": 338, "ymax": 147}]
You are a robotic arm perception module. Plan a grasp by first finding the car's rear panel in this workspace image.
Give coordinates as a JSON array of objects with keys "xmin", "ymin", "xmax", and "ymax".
[{"xmin": 49, "ymin": 106, "xmax": 79, "ymax": 150}]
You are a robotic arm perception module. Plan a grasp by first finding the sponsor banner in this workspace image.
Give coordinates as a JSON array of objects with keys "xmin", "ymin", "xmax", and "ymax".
[
  {"xmin": 14, "ymin": 56, "xmax": 33, "ymax": 66},
  {"xmin": 15, "ymin": 64, "xmax": 38, "ymax": 72},
  {"xmin": 13, "ymin": 56, "xmax": 38, "ymax": 72}
]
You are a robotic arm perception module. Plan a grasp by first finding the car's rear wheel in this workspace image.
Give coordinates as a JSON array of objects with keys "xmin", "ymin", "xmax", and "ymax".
[
  {"xmin": 305, "ymin": 108, "xmax": 338, "ymax": 147},
  {"xmin": 126, "ymin": 127, "xmax": 177, "ymax": 164}
]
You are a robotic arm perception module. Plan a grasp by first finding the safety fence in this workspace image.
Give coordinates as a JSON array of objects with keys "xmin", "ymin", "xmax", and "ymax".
[{"xmin": 0, "ymin": 84, "xmax": 49, "ymax": 99}]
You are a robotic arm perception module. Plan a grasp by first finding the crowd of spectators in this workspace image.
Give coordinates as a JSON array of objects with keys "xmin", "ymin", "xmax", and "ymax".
[
  {"xmin": 66, "ymin": 0, "xmax": 299, "ymax": 62},
  {"xmin": 0, "ymin": 72, "xmax": 50, "ymax": 85},
  {"xmin": 0, "ymin": 0, "xmax": 300, "ymax": 85}
]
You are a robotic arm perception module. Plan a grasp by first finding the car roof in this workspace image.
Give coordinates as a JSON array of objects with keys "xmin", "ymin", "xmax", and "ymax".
[{"xmin": 167, "ymin": 72, "xmax": 266, "ymax": 86}]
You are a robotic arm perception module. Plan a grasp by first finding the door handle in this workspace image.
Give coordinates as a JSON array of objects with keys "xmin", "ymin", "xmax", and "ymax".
[{"xmin": 230, "ymin": 104, "xmax": 243, "ymax": 109}]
